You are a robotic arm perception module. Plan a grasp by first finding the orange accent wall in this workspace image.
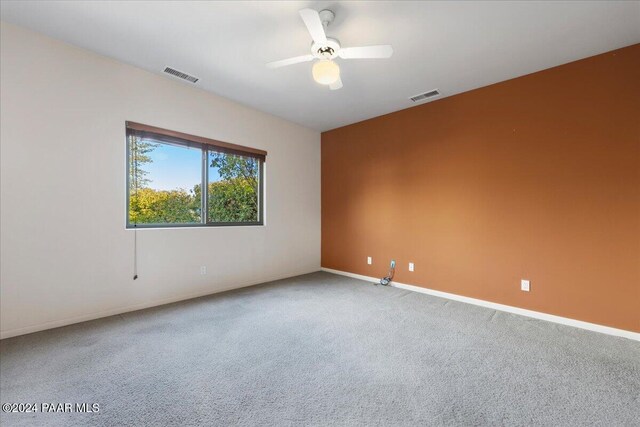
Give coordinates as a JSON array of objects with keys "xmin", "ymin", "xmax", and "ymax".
[{"xmin": 321, "ymin": 44, "xmax": 640, "ymax": 333}]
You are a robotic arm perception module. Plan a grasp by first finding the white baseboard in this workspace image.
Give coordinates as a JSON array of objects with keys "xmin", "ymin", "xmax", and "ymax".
[
  {"xmin": 321, "ymin": 267, "xmax": 640, "ymax": 342},
  {"xmin": 0, "ymin": 269, "xmax": 318, "ymax": 340}
]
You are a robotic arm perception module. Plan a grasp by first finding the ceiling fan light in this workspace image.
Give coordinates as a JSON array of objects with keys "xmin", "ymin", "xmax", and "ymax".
[{"xmin": 312, "ymin": 60, "xmax": 340, "ymax": 85}]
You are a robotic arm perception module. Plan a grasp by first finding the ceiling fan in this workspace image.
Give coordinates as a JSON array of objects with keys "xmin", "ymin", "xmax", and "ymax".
[{"xmin": 266, "ymin": 8, "xmax": 393, "ymax": 90}]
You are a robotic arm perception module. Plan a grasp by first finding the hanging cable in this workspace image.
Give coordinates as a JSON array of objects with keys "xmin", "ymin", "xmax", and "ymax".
[
  {"xmin": 133, "ymin": 225, "xmax": 138, "ymax": 280},
  {"xmin": 132, "ymin": 134, "xmax": 138, "ymax": 280}
]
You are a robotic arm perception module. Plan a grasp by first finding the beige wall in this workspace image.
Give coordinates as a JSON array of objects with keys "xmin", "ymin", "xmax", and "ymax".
[
  {"xmin": 0, "ymin": 22, "xmax": 321, "ymax": 338},
  {"xmin": 322, "ymin": 44, "xmax": 640, "ymax": 333}
]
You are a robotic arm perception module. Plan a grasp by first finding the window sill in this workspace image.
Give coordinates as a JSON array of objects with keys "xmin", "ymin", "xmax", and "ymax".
[{"xmin": 126, "ymin": 223, "xmax": 264, "ymax": 230}]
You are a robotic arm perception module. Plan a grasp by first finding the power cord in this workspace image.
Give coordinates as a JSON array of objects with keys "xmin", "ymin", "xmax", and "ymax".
[{"xmin": 376, "ymin": 260, "xmax": 396, "ymax": 286}]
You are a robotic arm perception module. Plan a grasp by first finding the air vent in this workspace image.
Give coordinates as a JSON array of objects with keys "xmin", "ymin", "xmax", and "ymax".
[
  {"xmin": 163, "ymin": 67, "xmax": 199, "ymax": 83},
  {"xmin": 410, "ymin": 89, "xmax": 440, "ymax": 102}
]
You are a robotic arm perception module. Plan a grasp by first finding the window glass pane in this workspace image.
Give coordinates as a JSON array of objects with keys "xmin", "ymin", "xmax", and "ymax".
[
  {"xmin": 129, "ymin": 136, "xmax": 202, "ymax": 225},
  {"xmin": 208, "ymin": 151, "xmax": 259, "ymax": 223}
]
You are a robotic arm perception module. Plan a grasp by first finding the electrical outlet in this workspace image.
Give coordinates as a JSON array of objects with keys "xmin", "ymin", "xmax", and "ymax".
[
  {"xmin": 521, "ymin": 279, "xmax": 530, "ymax": 292},
  {"xmin": 200, "ymin": 266, "xmax": 207, "ymax": 275},
  {"xmin": 409, "ymin": 262, "xmax": 414, "ymax": 272},
  {"xmin": 367, "ymin": 257, "xmax": 372, "ymax": 265}
]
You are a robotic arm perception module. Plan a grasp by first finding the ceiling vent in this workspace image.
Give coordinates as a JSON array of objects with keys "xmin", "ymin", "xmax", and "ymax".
[
  {"xmin": 410, "ymin": 89, "xmax": 440, "ymax": 102},
  {"xmin": 163, "ymin": 67, "xmax": 199, "ymax": 83}
]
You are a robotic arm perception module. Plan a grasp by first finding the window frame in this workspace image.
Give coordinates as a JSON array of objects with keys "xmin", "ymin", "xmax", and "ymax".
[{"xmin": 126, "ymin": 122, "xmax": 265, "ymax": 229}]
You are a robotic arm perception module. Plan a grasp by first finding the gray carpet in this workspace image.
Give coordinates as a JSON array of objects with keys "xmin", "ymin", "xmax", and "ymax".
[{"xmin": 1, "ymin": 272, "xmax": 639, "ymax": 426}]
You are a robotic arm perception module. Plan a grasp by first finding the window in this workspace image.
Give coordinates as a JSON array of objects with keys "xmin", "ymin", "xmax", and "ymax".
[{"xmin": 126, "ymin": 122, "xmax": 265, "ymax": 228}]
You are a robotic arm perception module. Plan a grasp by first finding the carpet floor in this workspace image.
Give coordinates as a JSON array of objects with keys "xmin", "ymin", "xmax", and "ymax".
[{"xmin": 1, "ymin": 271, "xmax": 639, "ymax": 426}]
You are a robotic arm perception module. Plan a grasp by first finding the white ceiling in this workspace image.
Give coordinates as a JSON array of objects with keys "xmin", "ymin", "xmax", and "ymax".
[{"xmin": 2, "ymin": 1, "xmax": 639, "ymax": 131}]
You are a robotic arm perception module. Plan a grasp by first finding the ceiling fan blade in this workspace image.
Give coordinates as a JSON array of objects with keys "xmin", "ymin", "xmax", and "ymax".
[
  {"xmin": 299, "ymin": 8, "xmax": 327, "ymax": 45},
  {"xmin": 338, "ymin": 45, "xmax": 393, "ymax": 59},
  {"xmin": 266, "ymin": 55, "xmax": 314, "ymax": 69},
  {"xmin": 329, "ymin": 76, "xmax": 343, "ymax": 90}
]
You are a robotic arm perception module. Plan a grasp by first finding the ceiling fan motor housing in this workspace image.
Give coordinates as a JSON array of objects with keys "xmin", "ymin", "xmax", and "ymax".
[
  {"xmin": 312, "ymin": 38, "xmax": 340, "ymax": 60},
  {"xmin": 311, "ymin": 9, "xmax": 339, "ymax": 60}
]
